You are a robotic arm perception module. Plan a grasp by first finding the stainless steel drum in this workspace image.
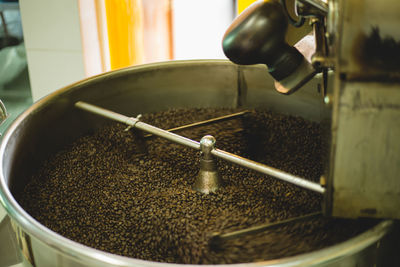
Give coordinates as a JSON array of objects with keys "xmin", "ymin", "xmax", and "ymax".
[{"xmin": 0, "ymin": 60, "xmax": 398, "ymax": 267}]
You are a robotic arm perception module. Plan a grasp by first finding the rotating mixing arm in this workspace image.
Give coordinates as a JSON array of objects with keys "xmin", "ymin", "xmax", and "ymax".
[
  {"xmin": 75, "ymin": 101, "xmax": 325, "ymax": 194},
  {"xmin": 210, "ymin": 211, "xmax": 322, "ymax": 247}
]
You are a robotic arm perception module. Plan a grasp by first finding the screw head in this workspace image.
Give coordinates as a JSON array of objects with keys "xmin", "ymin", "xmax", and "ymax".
[
  {"xmin": 324, "ymin": 95, "xmax": 331, "ymax": 105},
  {"xmin": 200, "ymin": 135, "xmax": 216, "ymax": 155}
]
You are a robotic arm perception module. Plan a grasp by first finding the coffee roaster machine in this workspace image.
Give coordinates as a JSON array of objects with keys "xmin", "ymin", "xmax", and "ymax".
[{"xmin": 0, "ymin": 0, "xmax": 399, "ymax": 266}]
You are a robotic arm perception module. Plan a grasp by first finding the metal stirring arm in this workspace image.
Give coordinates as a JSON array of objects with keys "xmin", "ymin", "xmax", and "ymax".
[
  {"xmin": 210, "ymin": 212, "xmax": 322, "ymax": 247},
  {"xmin": 75, "ymin": 101, "xmax": 325, "ymax": 194}
]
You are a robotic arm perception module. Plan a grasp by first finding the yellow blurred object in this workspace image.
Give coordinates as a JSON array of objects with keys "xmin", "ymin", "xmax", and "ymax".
[
  {"xmin": 237, "ymin": 0, "xmax": 259, "ymax": 14},
  {"xmin": 105, "ymin": 0, "xmax": 144, "ymax": 69},
  {"xmin": 104, "ymin": 0, "xmax": 173, "ymax": 70}
]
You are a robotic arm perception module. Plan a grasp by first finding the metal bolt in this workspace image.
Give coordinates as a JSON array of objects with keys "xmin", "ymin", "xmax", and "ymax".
[
  {"xmin": 193, "ymin": 135, "xmax": 222, "ymax": 194},
  {"xmin": 320, "ymin": 175, "xmax": 326, "ymax": 186},
  {"xmin": 324, "ymin": 94, "xmax": 331, "ymax": 105},
  {"xmin": 200, "ymin": 135, "xmax": 216, "ymax": 160}
]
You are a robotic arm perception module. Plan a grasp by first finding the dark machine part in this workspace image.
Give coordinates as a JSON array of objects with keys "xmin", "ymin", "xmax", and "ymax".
[
  {"xmin": 223, "ymin": 0, "xmax": 400, "ymax": 220},
  {"xmin": 222, "ymin": 0, "xmax": 317, "ymax": 94}
]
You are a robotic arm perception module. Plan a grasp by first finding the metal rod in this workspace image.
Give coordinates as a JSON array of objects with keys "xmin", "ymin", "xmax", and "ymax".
[
  {"xmin": 0, "ymin": 12, "xmax": 9, "ymax": 38},
  {"xmin": 75, "ymin": 101, "xmax": 325, "ymax": 194},
  {"xmin": 212, "ymin": 149, "xmax": 325, "ymax": 194},
  {"xmin": 75, "ymin": 101, "xmax": 200, "ymax": 150},
  {"xmin": 144, "ymin": 110, "xmax": 249, "ymax": 137},
  {"xmin": 211, "ymin": 212, "xmax": 322, "ymax": 244}
]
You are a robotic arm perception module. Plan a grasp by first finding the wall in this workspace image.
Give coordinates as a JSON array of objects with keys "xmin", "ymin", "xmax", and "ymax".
[{"xmin": 19, "ymin": 0, "xmax": 85, "ymax": 101}]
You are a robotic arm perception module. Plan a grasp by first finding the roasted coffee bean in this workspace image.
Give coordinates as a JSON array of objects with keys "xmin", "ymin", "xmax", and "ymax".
[{"xmin": 17, "ymin": 109, "xmax": 376, "ymax": 264}]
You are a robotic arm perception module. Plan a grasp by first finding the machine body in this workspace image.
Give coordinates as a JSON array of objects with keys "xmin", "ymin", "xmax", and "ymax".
[
  {"xmin": 325, "ymin": 0, "xmax": 400, "ymax": 219},
  {"xmin": 224, "ymin": 0, "xmax": 400, "ymax": 219}
]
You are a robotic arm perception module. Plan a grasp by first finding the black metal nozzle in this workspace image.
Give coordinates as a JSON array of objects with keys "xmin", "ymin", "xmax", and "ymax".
[{"xmin": 223, "ymin": 0, "xmax": 316, "ymax": 94}]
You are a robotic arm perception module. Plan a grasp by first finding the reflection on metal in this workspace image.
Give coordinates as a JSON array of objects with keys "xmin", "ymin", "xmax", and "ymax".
[
  {"xmin": 0, "ymin": 215, "xmax": 22, "ymax": 266},
  {"xmin": 0, "ymin": 99, "xmax": 8, "ymax": 127},
  {"xmin": 10, "ymin": 219, "xmax": 35, "ymax": 266}
]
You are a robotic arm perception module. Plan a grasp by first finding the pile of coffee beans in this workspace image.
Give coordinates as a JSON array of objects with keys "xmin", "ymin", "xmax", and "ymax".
[{"xmin": 17, "ymin": 108, "xmax": 376, "ymax": 264}]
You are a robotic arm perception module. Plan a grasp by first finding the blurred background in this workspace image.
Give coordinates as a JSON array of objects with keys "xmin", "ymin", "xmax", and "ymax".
[{"xmin": 0, "ymin": 0, "xmax": 259, "ymax": 137}]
